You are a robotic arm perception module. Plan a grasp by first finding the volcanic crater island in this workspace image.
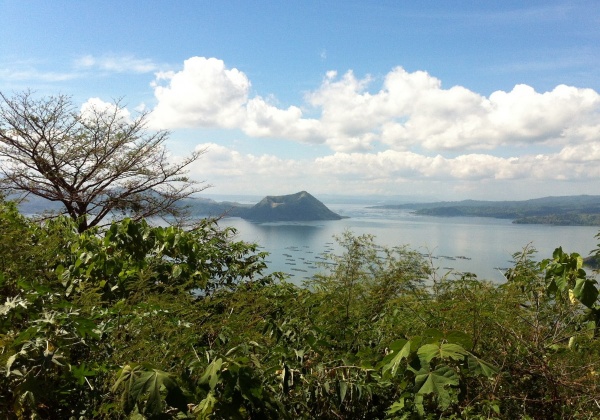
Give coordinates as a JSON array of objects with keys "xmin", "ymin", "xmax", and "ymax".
[{"xmin": 190, "ymin": 191, "xmax": 345, "ymax": 222}]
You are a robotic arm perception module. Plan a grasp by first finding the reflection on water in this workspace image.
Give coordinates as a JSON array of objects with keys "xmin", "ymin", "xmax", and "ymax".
[{"xmin": 218, "ymin": 205, "xmax": 598, "ymax": 285}]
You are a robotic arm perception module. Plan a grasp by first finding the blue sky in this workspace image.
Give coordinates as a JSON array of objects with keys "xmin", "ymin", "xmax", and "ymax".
[{"xmin": 1, "ymin": 1, "xmax": 600, "ymax": 200}]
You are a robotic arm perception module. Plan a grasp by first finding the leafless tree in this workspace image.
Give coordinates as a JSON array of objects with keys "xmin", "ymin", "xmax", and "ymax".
[{"xmin": 0, "ymin": 90, "xmax": 207, "ymax": 231}]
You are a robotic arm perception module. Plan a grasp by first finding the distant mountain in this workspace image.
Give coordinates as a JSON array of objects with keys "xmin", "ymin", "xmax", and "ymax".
[
  {"xmin": 370, "ymin": 195, "xmax": 600, "ymax": 226},
  {"xmin": 14, "ymin": 191, "xmax": 342, "ymax": 223},
  {"xmin": 185, "ymin": 197, "xmax": 250, "ymax": 218},
  {"xmin": 240, "ymin": 191, "xmax": 343, "ymax": 222}
]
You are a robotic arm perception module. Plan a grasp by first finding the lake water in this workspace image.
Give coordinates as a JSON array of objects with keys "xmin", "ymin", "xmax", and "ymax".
[{"xmin": 217, "ymin": 204, "xmax": 600, "ymax": 285}]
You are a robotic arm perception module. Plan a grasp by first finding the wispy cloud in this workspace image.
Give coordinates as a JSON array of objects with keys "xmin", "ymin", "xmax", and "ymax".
[
  {"xmin": 0, "ymin": 66, "xmax": 79, "ymax": 82},
  {"xmin": 0, "ymin": 54, "xmax": 159, "ymax": 85},
  {"xmin": 74, "ymin": 54, "xmax": 158, "ymax": 74}
]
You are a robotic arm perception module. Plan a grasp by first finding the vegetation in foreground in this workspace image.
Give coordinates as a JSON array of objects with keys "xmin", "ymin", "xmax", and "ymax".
[{"xmin": 1, "ymin": 198, "xmax": 600, "ymax": 419}]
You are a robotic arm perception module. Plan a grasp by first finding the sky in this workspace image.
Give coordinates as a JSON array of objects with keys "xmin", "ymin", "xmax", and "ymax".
[{"xmin": 1, "ymin": 0, "xmax": 600, "ymax": 201}]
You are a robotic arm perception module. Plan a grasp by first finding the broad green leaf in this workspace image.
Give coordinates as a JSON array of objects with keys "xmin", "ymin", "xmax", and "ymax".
[
  {"xmin": 422, "ymin": 328, "xmax": 444, "ymax": 341},
  {"xmin": 445, "ymin": 331, "xmax": 473, "ymax": 350},
  {"xmin": 111, "ymin": 364, "xmax": 135, "ymax": 393},
  {"xmin": 554, "ymin": 271, "xmax": 569, "ymax": 292},
  {"xmin": 573, "ymin": 278, "xmax": 599, "ymax": 308},
  {"xmin": 71, "ymin": 363, "xmax": 96, "ymax": 386},
  {"xmin": 467, "ymin": 355, "xmax": 497, "ymax": 377},
  {"xmin": 195, "ymin": 392, "xmax": 217, "ymax": 419},
  {"xmin": 199, "ymin": 358, "xmax": 223, "ymax": 390},
  {"xmin": 418, "ymin": 343, "xmax": 468, "ymax": 365},
  {"xmin": 415, "ymin": 365, "xmax": 459, "ymax": 410},
  {"xmin": 576, "ymin": 255, "xmax": 584, "ymax": 270},
  {"xmin": 386, "ymin": 400, "xmax": 409, "ymax": 418},
  {"xmin": 382, "ymin": 339, "xmax": 412, "ymax": 377},
  {"xmin": 128, "ymin": 371, "xmax": 156, "ymax": 413}
]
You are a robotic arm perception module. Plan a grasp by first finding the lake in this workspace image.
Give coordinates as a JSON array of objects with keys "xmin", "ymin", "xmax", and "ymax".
[{"xmin": 217, "ymin": 204, "xmax": 600, "ymax": 284}]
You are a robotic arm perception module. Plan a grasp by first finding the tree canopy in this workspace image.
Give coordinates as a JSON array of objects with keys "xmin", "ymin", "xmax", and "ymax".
[{"xmin": 0, "ymin": 91, "xmax": 206, "ymax": 231}]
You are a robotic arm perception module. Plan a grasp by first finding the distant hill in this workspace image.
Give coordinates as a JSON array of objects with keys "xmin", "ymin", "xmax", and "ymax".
[
  {"xmin": 240, "ymin": 191, "xmax": 343, "ymax": 222},
  {"xmin": 370, "ymin": 195, "xmax": 600, "ymax": 226},
  {"xmin": 14, "ymin": 191, "xmax": 342, "ymax": 222},
  {"xmin": 185, "ymin": 197, "xmax": 251, "ymax": 218}
]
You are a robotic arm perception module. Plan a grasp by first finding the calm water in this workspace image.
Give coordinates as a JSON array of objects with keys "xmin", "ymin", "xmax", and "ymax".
[{"xmin": 218, "ymin": 204, "xmax": 599, "ymax": 284}]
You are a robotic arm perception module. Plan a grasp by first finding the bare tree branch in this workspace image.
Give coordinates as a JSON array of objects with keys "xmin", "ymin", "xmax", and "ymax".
[{"xmin": 0, "ymin": 90, "xmax": 208, "ymax": 231}]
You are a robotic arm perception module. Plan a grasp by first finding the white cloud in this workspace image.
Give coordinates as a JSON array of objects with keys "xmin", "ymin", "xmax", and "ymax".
[
  {"xmin": 150, "ymin": 58, "xmax": 600, "ymax": 156},
  {"xmin": 74, "ymin": 54, "xmax": 158, "ymax": 73},
  {"xmin": 80, "ymin": 97, "xmax": 132, "ymax": 122},
  {"xmin": 188, "ymin": 143, "xmax": 307, "ymax": 193},
  {"xmin": 308, "ymin": 68, "xmax": 600, "ymax": 152},
  {"xmin": 0, "ymin": 67, "xmax": 78, "ymax": 82},
  {"xmin": 150, "ymin": 57, "xmax": 249, "ymax": 129},
  {"xmin": 243, "ymin": 97, "xmax": 323, "ymax": 143},
  {"xmin": 143, "ymin": 56, "xmax": 600, "ymax": 198},
  {"xmin": 183, "ymin": 141, "xmax": 600, "ymax": 199}
]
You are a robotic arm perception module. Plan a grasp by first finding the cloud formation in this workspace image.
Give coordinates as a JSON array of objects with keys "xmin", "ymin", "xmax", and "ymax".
[
  {"xmin": 80, "ymin": 97, "xmax": 132, "ymax": 123},
  {"xmin": 75, "ymin": 54, "xmax": 158, "ymax": 74},
  {"xmin": 151, "ymin": 57, "xmax": 249, "ymax": 129},
  {"xmin": 146, "ymin": 56, "xmax": 600, "ymax": 198},
  {"xmin": 149, "ymin": 57, "xmax": 600, "ymax": 157},
  {"xmin": 186, "ymin": 142, "xmax": 600, "ymax": 198}
]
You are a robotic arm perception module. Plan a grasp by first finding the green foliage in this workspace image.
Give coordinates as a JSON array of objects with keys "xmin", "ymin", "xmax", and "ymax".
[
  {"xmin": 1, "ymin": 198, "xmax": 600, "ymax": 418},
  {"xmin": 57, "ymin": 217, "xmax": 277, "ymax": 302},
  {"xmin": 112, "ymin": 364, "xmax": 188, "ymax": 417}
]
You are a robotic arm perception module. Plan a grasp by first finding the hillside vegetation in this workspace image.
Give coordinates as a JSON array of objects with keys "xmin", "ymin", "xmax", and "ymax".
[{"xmin": 1, "ymin": 197, "xmax": 600, "ymax": 419}]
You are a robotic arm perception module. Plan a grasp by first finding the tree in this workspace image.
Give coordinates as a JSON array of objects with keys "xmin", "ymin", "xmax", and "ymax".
[{"xmin": 0, "ymin": 90, "xmax": 206, "ymax": 231}]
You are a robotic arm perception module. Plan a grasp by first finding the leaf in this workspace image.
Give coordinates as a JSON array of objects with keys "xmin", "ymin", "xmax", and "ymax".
[
  {"xmin": 127, "ymin": 371, "xmax": 156, "ymax": 414},
  {"xmin": 382, "ymin": 339, "xmax": 412, "ymax": 377},
  {"xmin": 199, "ymin": 358, "xmax": 223, "ymax": 391},
  {"xmin": 112, "ymin": 365, "xmax": 187, "ymax": 416},
  {"xmin": 71, "ymin": 363, "xmax": 96, "ymax": 386},
  {"xmin": 415, "ymin": 365, "xmax": 460, "ymax": 410},
  {"xmin": 573, "ymin": 278, "xmax": 599, "ymax": 308},
  {"xmin": 422, "ymin": 328, "xmax": 444, "ymax": 341},
  {"xmin": 195, "ymin": 392, "xmax": 217, "ymax": 419},
  {"xmin": 417, "ymin": 343, "xmax": 468, "ymax": 365},
  {"xmin": 339, "ymin": 380, "xmax": 348, "ymax": 404},
  {"xmin": 467, "ymin": 356, "xmax": 497, "ymax": 377},
  {"xmin": 386, "ymin": 399, "xmax": 408, "ymax": 417},
  {"xmin": 6, "ymin": 352, "xmax": 21, "ymax": 376},
  {"xmin": 445, "ymin": 331, "xmax": 473, "ymax": 350}
]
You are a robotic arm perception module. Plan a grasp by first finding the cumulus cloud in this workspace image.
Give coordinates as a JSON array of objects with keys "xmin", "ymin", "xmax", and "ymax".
[
  {"xmin": 243, "ymin": 97, "xmax": 323, "ymax": 143},
  {"xmin": 150, "ymin": 57, "xmax": 250, "ymax": 129},
  {"xmin": 149, "ymin": 58, "xmax": 600, "ymax": 156},
  {"xmin": 309, "ymin": 68, "xmax": 600, "ymax": 151}
]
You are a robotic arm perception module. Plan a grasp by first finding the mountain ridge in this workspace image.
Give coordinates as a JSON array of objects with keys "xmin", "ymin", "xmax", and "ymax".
[{"xmin": 370, "ymin": 195, "xmax": 600, "ymax": 225}]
